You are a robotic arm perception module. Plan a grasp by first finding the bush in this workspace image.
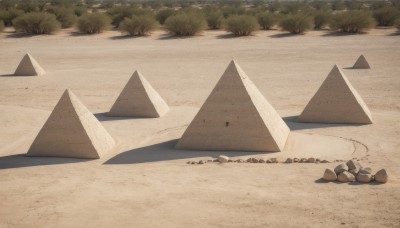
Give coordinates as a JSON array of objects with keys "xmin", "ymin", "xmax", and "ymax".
[
  {"xmin": 331, "ymin": 11, "xmax": 375, "ymax": 33},
  {"xmin": 395, "ymin": 18, "xmax": 400, "ymax": 30},
  {"xmin": 13, "ymin": 12, "xmax": 61, "ymax": 34},
  {"xmin": 119, "ymin": 15, "xmax": 157, "ymax": 36},
  {"xmin": 77, "ymin": 13, "xmax": 111, "ymax": 34},
  {"xmin": 107, "ymin": 6, "xmax": 153, "ymax": 27},
  {"xmin": 0, "ymin": 20, "xmax": 4, "ymax": 32},
  {"xmin": 205, "ymin": 10, "xmax": 224, "ymax": 29},
  {"xmin": 313, "ymin": 10, "xmax": 332, "ymax": 29},
  {"xmin": 53, "ymin": 7, "xmax": 77, "ymax": 28},
  {"xmin": 155, "ymin": 8, "xmax": 175, "ymax": 25},
  {"xmin": 373, "ymin": 7, "xmax": 400, "ymax": 26},
  {"xmin": 256, "ymin": 12, "xmax": 279, "ymax": 30},
  {"xmin": 225, "ymin": 15, "xmax": 259, "ymax": 36},
  {"xmin": 164, "ymin": 12, "xmax": 207, "ymax": 36},
  {"xmin": 0, "ymin": 8, "xmax": 24, "ymax": 26},
  {"xmin": 279, "ymin": 14, "xmax": 314, "ymax": 34}
]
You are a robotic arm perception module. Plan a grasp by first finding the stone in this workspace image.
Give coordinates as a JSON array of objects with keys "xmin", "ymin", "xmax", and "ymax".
[
  {"xmin": 266, "ymin": 159, "xmax": 272, "ymax": 163},
  {"xmin": 259, "ymin": 159, "xmax": 266, "ymax": 163},
  {"xmin": 316, "ymin": 158, "xmax": 320, "ymax": 163},
  {"xmin": 218, "ymin": 155, "xmax": 230, "ymax": 163},
  {"xmin": 357, "ymin": 173, "xmax": 372, "ymax": 183},
  {"xmin": 293, "ymin": 158, "xmax": 300, "ymax": 163},
  {"xmin": 228, "ymin": 159, "xmax": 234, "ymax": 163},
  {"xmin": 300, "ymin": 158, "xmax": 307, "ymax": 163},
  {"xmin": 375, "ymin": 169, "xmax": 388, "ymax": 183},
  {"xmin": 285, "ymin": 158, "xmax": 293, "ymax": 163},
  {"xmin": 337, "ymin": 171, "xmax": 356, "ymax": 182},
  {"xmin": 186, "ymin": 161, "xmax": 191, "ymax": 164},
  {"xmin": 199, "ymin": 160, "xmax": 206, "ymax": 164},
  {"xmin": 307, "ymin": 157, "xmax": 316, "ymax": 163},
  {"xmin": 323, "ymin": 168, "xmax": 337, "ymax": 181},
  {"xmin": 175, "ymin": 60, "xmax": 290, "ymax": 152},
  {"xmin": 334, "ymin": 164, "xmax": 348, "ymax": 174},
  {"xmin": 359, "ymin": 167, "xmax": 372, "ymax": 174},
  {"xmin": 236, "ymin": 159, "xmax": 244, "ymax": 163},
  {"xmin": 191, "ymin": 161, "xmax": 196, "ymax": 164},
  {"xmin": 271, "ymin": 158, "xmax": 278, "ymax": 163},
  {"xmin": 349, "ymin": 169, "xmax": 360, "ymax": 176},
  {"xmin": 251, "ymin": 158, "xmax": 259, "ymax": 163},
  {"xmin": 346, "ymin": 160, "xmax": 362, "ymax": 170},
  {"xmin": 247, "ymin": 158, "xmax": 252, "ymax": 163},
  {"xmin": 321, "ymin": 160, "xmax": 330, "ymax": 163}
]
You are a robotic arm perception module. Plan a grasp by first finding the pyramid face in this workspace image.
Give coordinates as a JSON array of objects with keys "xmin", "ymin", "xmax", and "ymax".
[
  {"xmin": 108, "ymin": 71, "xmax": 169, "ymax": 118},
  {"xmin": 176, "ymin": 60, "xmax": 290, "ymax": 152},
  {"xmin": 297, "ymin": 65, "xmax": 373, "ymax": 124},
  {"xmin": 353, "ymin": 55, "xmax": 370, "ymax": 69},
  {"xmin": 28, "ymin": 89, "xmax": 115, "ymax": 159},
  {"xmin": 14, "ymin": 53, "xmax": 46, "ymax": 76}
]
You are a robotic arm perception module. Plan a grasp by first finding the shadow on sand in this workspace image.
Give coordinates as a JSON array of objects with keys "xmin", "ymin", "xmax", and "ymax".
[
  {"xmin": 315, "ymin": 178, "xmax": 383, "ymax": 185},
  {"xmin": 283, "ymin": 115, "xmax": 368, "ymax": 130},
  {"xmin": 5, "ymin": 33, "xmax": 36, "ymax": 38},
  {"xmin": 0, "ymin": 154, "xmax": 89, "ymax": 169},
  {"xmin": 269, "ymin": 33, "xmax": 298, "ymax": 38},
  {"xmin": 321, "ymin": 31, "xmax": 367, "ymax": 37},
  {"xmin": 105, "ymin": 139, "xmax": 265, "ymax": 165},
  {"xmin": 94, "ymin": 112, "xmax": 152, "ymax": 122}
]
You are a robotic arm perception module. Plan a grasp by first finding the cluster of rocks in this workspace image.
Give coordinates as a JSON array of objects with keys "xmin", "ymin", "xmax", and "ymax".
[
  {"xmin": 323, "ymin": 160, "xmax": 388, "ymax": 183},
  {"xmin": 187, "ymin": 155, "xmax": 330, "ymax": 165}
]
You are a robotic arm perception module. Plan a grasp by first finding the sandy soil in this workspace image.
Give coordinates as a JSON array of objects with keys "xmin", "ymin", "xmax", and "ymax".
[{"xmin": 0, "ymin": 28, "xmax": 399, "ymax": 227}]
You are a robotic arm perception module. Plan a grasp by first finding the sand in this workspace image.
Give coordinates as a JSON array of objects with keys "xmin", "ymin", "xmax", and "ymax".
[{"xmin": 0, "ymin": 27, "xmax": 399, "ymax": 227}]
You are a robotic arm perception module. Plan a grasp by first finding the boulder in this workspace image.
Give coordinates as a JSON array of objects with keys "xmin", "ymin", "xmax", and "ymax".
[
  {"xmin": 285, "ymin": 158, "xmax": 293, "ymax": 163},
  {"xmin": 191, "ymin": 161, "xmax": 197, "ymax": 164},
  {"xmin": 199, "ymin": 160, "xmax": 206, "ymax": 164},
  {"xmin": 186, "ymin": 161, "xmax": 191, "ymax": 164},
  {"xmin": 236, "ymin": 159, "xmax": 245, "ymax": 163},
  {"xmin": 266, "ymin": 159, "xmax": 272, "ymax": 163},
  {"xmin": 271, "ymin": 158, "xmax": 278, "ymax": 163},
  {"xmin": 375, "ymin": 169, "xmax": 388, "ymax": 183},
  {"xmin": 359, "ymin": 167, "xmax": 372, "ymax": 174},
  {"xmin": 228, "ymin": 159, "xmax": 234, "ymax": 163},
  {"xmin": 218, "ymin": 155, "xmax": 230, "ymax": 163},
  {"xmin": 259, "ymin": 159, "xmax": 266, "ymax": 163},
  {"xmin": 300, "ymin": 158, "xmax": 307, "ymax": 163},
  {"xmin": 337, "ymin": 171, "xmax": 356, "ymax": 182},
  {"xmin": 349, "ymin": 168, "xmax": 359, "ymax": 176},
  {"xmin": 357, "ymin": 173, "xmax": 372, "ymax": 183},
  {"xmin": 251, "ymin": 158, "xmax": 259, "ymax": 163},
  {"xmin": 346, "ymin": 160, "xmax": 362, "ymax": 170},
  {"xmin": 247, "ymin": 158, "xmax": 252, "ymax": 163},
  {"xmin": 316, "ymin": 158, "xmax": 320, "ymax": 163},
  {"xmin": 334, "ymin": 164, "xmax": 348, "ymax": 174},
  {"xmin": 307, "ymin": 157, "xmax": 316, "ymax": 163},
  {"xmin": 323, "ymin": 168, "xmax": 337, "ymax": 181},
  {"xmin": 321, "ymin": 160, "xmax": 330, "ymax": 163},
  {"xmin": 293, "ymin": 158, "xmax": 300, "ymax": 163}
]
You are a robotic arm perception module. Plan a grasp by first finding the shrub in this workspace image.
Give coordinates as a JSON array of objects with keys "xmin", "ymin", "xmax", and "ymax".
[
  {"xmin": 119, "ymin": 15, "xmax": 157, "ymax": 36},
  {"xmin": 330, "ymin": 11, "xmax": 375, "ymax": 33},
  {"xmin": 256, "ymin": 12, "xmax": 279, "ymax": 30},
  {"xmin": 279, "ymin": 13, "xmax": 314, "ymax": 34},
  {"xmin": 74, "ymin": 6, "xmax": 87, "ymax": 16},
  {"xmin": 155, "ymin": 8, "xmax": 175, "ymax": 25},
  {"xmin": 313, "ymin": 10, "xmax": 332, "ymax": 29},
  {"xmin": 53, "ymin": 7, "xmax": 77, "ymax": 28},
  {"xmin": 221, "ymin": 6, "xmax": 247, "ymax": 18},
  {"xmin": 205, "ymin": 10, "xmax": 224, "ymax": 29},
  {"xmin": 77, "ymin": 13, "xmax": 111, "ymax": 34},
  {"xmin": 164, "ymin": 12, "xmax": 207, "ymax": 36},
  {"xmin": 13, "ymin": 12, "xmax": 61, "ymax": 34},
  {"xmin": 373, "ymin": 7, "xmax": 400, "ymax": 26},
  {"xmin": 107, "ymin": 6, "xmax": 153, "ymax": 27},
  {"xmin": 0, "ymin": 8, "xmax": 24, "ymax": 26},
  {"xmin": 225, "ymin": 15, "xmax": 259, "ymax": 36},
  {"xmin": 0, "ymin": 20, "xmax": 4, "ymax": 32},
  {"xmin": 395, "ymin": 18, "xmax": 400, "ymax": 30}
]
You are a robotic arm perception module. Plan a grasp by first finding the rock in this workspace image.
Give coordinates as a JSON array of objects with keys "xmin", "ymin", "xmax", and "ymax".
[
  {"xmin": 375, "ymin": 169, "xmax": 388, "ymax": 183},
  {"xmin": 323, "ymin": 168, "xmax": 337, "ymax": 181},
  {"xmin": 259, "ymin": 159, "xmax": 266, "ymax": 163},
  {"xmin": 307, "ymin": 157, "xmax": 316, "ymax": 163},
  {"xmin": 285, "ymin": 158, "xmax": 293, "ymax": 163},
  {"xmin": 346, "ymin": 160, "xmax": 362, "ymax": 170},
  {"xmin": 213, "ymin": 159, "xmax": 218, "ymax": 162},
  {"xmin": 191, "ymin": 161, "xmax": 197, "ymax": 164},
  {"xmin": 321, "ymin": 160, "xmax": 330, "ymax": 163},
  {"xmin": 236, "ymin": 159, "xmax": 244, "ymax": 163},
  {"xmin": 349, "ymin": 168, "xmax": 359, "ymax": 176},
  {"xmin": 251, "ymin": 158, "xmax": 259, "ymax": 163},
  {"xmin": 316, "ymin": 158, "xmax": 320, "ymax": 163},
  {"xmin": 246, "ymin": 158, "xmax": 252, "ymax": 163},
  {"xmin": 334, "ymin": 164, "xmax": 348, "ymax": 174},
  {"xmin": 228, "ymin": 159, "xmax": 234, "ymax": 163},
  {"xmin": 271, "ymin": 158, "xmax": 278, "ymax": 163},
  {"xmin": 337, "ymin": 171, "xmax": 356, "ymax": 182},
  {"xmin": 293, "ymin": 158, "xmax": 300, "ymax": 163},
  {"xmin": 218, "ymin": 155, "xmax": 229, "ymax": 163},
  {"xmin": 300, "ymin": 158, "xmax": 307, "ymax": 163},
  {"xmin": 359, "ymin": 167, "xmax": 372, "ymax": 174},
  {"xmin": 199, "ymin": 160, "xmax": 206, "ymax": 164},
  {"xmin": 186, "ymin": 161, "xmax": 191, "ymax": 164},
  {"xmin": 266, "ymin": 159, "xmax": 272, "ymax": 163},
  {"xmin": 357, "ymin": 173, "xmax": 372, "ymax": 183}
]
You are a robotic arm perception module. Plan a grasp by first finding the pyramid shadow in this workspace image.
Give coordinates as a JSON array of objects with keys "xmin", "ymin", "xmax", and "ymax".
[
  {"xmin": 283, "ymin": 116, "xmax": 368, "ymax": 130},
  {"xmin": 388, "ymin": 32, "xmax": 400, "ymax": 36},
  {"xmin": 105, "ymin": 139, "xmax": 266, "ymax": 165},
  {"xmin": 94, "ymin": 112, "xmax": 152, "ymax": 121},
  {"xmin": 0, "ymin": 154, "xmax": 89, "ymax": 169},
  {"xmin": 0, "ymin": 74, "xmax": 16, "ymax": 77}
]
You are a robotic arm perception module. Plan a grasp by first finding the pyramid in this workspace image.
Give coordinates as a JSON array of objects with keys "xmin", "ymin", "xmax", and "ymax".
[
  {"xmin": 176, "ymin": 60, "xmax": 290, "ymax": 152},
  {"xmin": 27, "ymin": 89, "xmax": 115, "ymax": 159},
  {"xmin": 353, "ymin": 54, "xmax": 370, "ymax": 69},
  {"xmin": 14, "ymin": 53, "xmax": 46, "ymax": 76},
  {"xmin": 297, "ymin": 65, "xmax": 373, "ymax": 124},
  {"xmin": 108, "ymin": 71, "xmax": 169, "ymax": 118}
]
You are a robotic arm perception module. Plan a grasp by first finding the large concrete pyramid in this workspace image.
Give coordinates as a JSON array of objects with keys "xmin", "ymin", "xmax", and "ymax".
[
  {"xmin": 176, "ymin": 60, "xmax": 290, "ymax": 152},
  {"xmin": 28, "ymin": 89, "xmax": 115, "ymax": 159},
  {"xmin": 108, "ymin": 71, "xmax": 169, "ymax": 118},
  {"xmin": 353, "ymin": 54, "xmax": 370, "ymax": 69},
  {"xmin": 297, "ymin": 65, "xmax": 373, "ymax": 124},
  {"xmin": 14, "ymin": 53, "xmax": 46, "ymax": 76}
]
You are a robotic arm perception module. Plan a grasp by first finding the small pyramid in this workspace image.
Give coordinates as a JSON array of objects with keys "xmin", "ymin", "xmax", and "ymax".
[
  {"xmin": 108, "ymin": 71, "xmax": 169, "ymax": 118},
  {"xmin": 14, "ymin": 53, "xmax": 46, "ymax": 76},
  {"xmin": 176, "ymin": 60, "xmax": 290, "ymax": 152},
  {"xmin": 353, "ymin": 54, "xmax": 370, "ymax": 69},
  {"xmin": 28, "ymin": 89, "xmax": 115, "ymax": 159},
  {"xmin": 297, "ymin": 65, "xmax": 373, "ymax": 124}
]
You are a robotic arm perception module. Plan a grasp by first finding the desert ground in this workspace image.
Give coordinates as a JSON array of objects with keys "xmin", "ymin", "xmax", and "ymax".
[{"xmin": 0, "ymin": 27, "xmax": 399, "ymax": 227}]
